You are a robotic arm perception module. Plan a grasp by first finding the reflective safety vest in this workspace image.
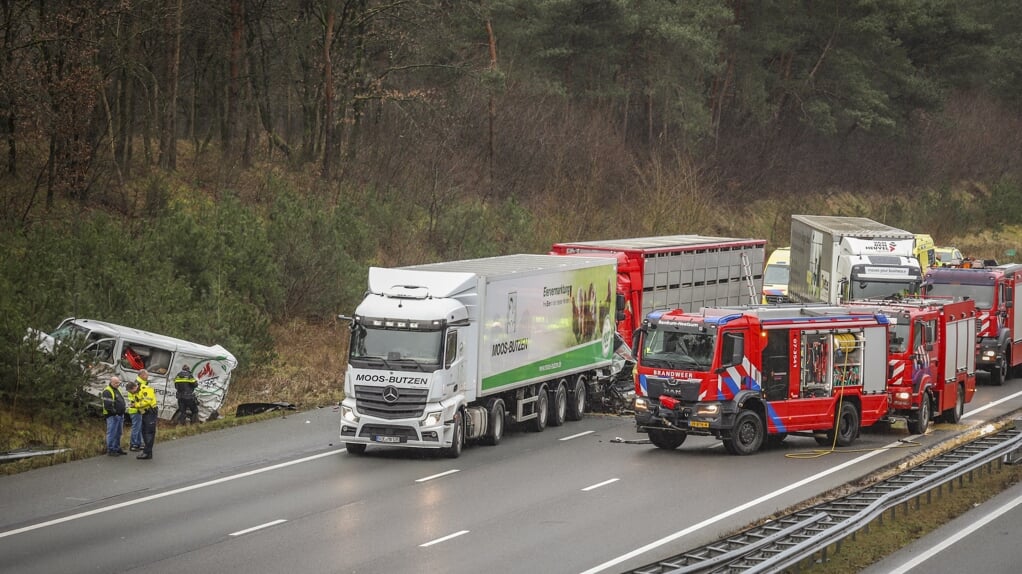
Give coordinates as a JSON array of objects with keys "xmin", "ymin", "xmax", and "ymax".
[
  {"xmin": 127, "ymin": 376, "xmax": 151, "ymax": 414},
  {"xmin": 102, "ymin": 385, "xmax": 126, "ymax": 416}
]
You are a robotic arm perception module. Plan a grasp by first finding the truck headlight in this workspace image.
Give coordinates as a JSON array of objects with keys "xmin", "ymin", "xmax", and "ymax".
[
  {"xmin": 633, "ymin": 397, "xmax": 651, "ymax": 412},
  {"xmin": 697, "ymin": 403, "xmax": 720, "ymax": 417},
  {"xmin": 423, "ymin": 411, "xmax": 443, "ymax": 426},
  {"xmin": 341, "ymin": 405, "xmax": 359, "ymax": 423},
  {"xmin": 895, "ymin": 392, "xmax": 911, "ymax": 400},
  {"xmin": 982, "ymin": 350, "xmax": 996, "ymax": 359}
]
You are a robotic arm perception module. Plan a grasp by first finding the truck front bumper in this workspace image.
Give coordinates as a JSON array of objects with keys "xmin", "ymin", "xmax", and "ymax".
[
  {"xmin": 339, "ymin": 400, "xmax": 456, "ymax": 449},
  {"xmin": 633, "ymin": 397, "xmax": 733, "ymax": 437}
]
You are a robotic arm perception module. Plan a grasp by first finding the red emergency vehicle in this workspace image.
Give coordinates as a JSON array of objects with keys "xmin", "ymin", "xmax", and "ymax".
[
  {"xmin": 550, "ymin": 236, "xmax": 766, "ymax": 345},
  {"xmin": 923, "ymin": 263, "xmax": 1022, "ymax": 385},
  {"xmin": 632, "ymin": 305, "xmax": 890, "ymax": 455},
  {"xmin": 844, "ymin": 298, "xmax": 977, "ymax": 433}
]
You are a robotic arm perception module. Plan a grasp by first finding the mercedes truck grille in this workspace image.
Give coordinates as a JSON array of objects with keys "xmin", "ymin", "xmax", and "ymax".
[{"xmin": 354, "ymin": 385, "xmax": 428, "ymax": 419}]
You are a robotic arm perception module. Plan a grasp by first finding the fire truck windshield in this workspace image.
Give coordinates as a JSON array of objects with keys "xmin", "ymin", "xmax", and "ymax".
[
  {"xmin": 924, "ymin": 283, "xmax": 994, "ymax": 309},
  {"xmin": 643, "ymin": 329, "xmax": 714, "ymax": 370},
  {"xmin": 888, "ymin": 323, "xmax": 910, "ymax": 353}
]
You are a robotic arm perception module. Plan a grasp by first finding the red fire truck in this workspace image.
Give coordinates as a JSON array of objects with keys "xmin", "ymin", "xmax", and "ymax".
[
  {"xmin": 843, "ymin": 298, "xmax": 978, "ymax": 433},
  {"xmin": 632, "ymin": 305, "xmax": 891, "ymax": 454},
  {"xmin": 550, "ymin": 236, "xmax": 766, "ymax": 345},
  {"xmin": 923, "ymin": 263, "xmax": 1022, "ymax": 385}
]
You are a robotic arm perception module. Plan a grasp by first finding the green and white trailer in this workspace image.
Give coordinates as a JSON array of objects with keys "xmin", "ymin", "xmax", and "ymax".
[{"xmin": 339, "ymin": 254, "xmax": 618, "ymax": 457}]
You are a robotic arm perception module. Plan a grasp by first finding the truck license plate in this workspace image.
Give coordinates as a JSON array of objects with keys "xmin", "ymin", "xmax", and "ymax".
[
  {"xmin": 689, "ymin": 421, "xmax": 710, "ymax": 429},
  {"xmin": 375, "ymin": 435, "xmax": 402, "ymax": 443}
]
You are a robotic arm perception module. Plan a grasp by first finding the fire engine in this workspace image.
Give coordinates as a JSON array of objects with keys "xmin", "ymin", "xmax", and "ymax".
[
  {"xmin": 632, "ymin": 305, "xmax": 891, "ymax": 455},
  {"xmin": 843, "ymin": 298, "xmax": 977, "ymax": 433},
  {"xmin": 923, "ymin": 262, "xmax": 1022, "ymax": 385}
]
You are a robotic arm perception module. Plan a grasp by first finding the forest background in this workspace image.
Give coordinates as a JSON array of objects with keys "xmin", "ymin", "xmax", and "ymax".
[{"xmin": 3, "ymin": 0, "xmax": 1022, "ymax": 461}]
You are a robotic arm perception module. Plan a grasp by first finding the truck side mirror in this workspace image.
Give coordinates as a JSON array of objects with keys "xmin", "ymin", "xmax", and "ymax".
[{"xmin": 615, "ymin": 293, "xmax": 626, "ymax": 322}]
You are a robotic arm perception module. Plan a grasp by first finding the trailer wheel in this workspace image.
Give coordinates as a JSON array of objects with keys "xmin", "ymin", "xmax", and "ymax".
[
  {"xmin": 345, "ymin": 443, "xmax": 367, "ymax": 455},
  {"xmin": 942, "ymin": 384, "xmax": 965, "ymax": 424},
  {"xmin": 566, "ymin": 374, "xmax": 588, "ymax": 421},
  {"xmin": 648, "ymin": 429, "xmax": 686, "ymax": 450},
  {"xmin": 529, "ymin": 385, "xmax": 549, "ymax": 433},
  {"xmin": 908, "ymin": 391, "xmax": 931, "ymax": 435},
  {"xmin": 725, "ymin": 410, "xmax": 764, "ymax": 455},
  {"xmin": 480, "ymin": 400, "xmax": 505, "ymax": 446},
  {"xmin": 442, "ymin": 410, "xmax": 464, "ymax": 458},
  {"xmin": 826, "ymin": 403, "xmax": 860, "ymax": 447},
  {"xmin": 549, "ymin": 380, "xmax": 568, "ymax": 427}
]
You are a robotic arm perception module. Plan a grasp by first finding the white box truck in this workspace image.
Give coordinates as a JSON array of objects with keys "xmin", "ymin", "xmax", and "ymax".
[
  {"xmin": 339, "ymin": 254, "xmax": 619, "ymax": 457},
  {"xmin": 789, "ymin": 215, "xmax": 923, "ymax": 304}
]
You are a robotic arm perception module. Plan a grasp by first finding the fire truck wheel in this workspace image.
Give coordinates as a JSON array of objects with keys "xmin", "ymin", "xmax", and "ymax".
[
  {"xmin": 827, "ymin": 403, "xmax": 860, "ymax": 447},
  {"xmin": 566, "ymin": 375, "xmax": 588, "ymax": 421},
  {"xmin": 442, "ymin": 410, "xmax": 464, "ymax": 458},
  {"xmin": 942, "ymin": 385, "xmax": 965, "ymax": 424},
  {"xmin": 481, "ymin": 400, "xmax": 505, "ymax": 446},
  {"xmin": 529, "ymin": 385, "xmax": 550, "ymax": 432},
  {"xmin": 648, "ymin": 428, "xmax": 686, "ymax": 450},
  {"xmin": 345, "ymin": 443, "xmax": 367, "ymax": 455},
  {"xmin": 548, "ymin": 380, "xmax": 568, "ymax": 427},
  {"xmin": 726, "ymin": 410, "xmax": 765, "ymax": 455},
  {"xmin": 990, "ymin": 356, "xmax": 1007, "ymax": 386},
  {"xmin": 908, "ymin": 391, "xmax": 931, "ymax": 435}
]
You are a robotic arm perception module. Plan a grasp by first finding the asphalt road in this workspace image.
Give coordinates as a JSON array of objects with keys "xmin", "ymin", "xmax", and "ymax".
[{"xmin": 2, "ymin": 385, "xmax": 1021, "ymax": 574}]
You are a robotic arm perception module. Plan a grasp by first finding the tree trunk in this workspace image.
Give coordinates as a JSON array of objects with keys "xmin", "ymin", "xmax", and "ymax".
[
  {"xmin": 225, "ymin": 0, "xmax": 243, "ymax": 157},
  {"xmin": 159, "ymin": 0, "xmax": 182, "ymax": 170},
  {"xmin": 321, "ymin": 5, "xmax": 334, "ymax": 179}
]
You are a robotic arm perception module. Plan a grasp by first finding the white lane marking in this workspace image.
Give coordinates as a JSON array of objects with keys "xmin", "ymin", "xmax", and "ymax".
[
  {"xmin": 416, "ymin": 469, "xmax": 460, "ymax": 483},
  {"xmin": 230, "ymin": 519, "xmax": 287, "ymax": 537},
  {"xmin": 0, "ymin": 448, "xmax": 347, "ymax": 540},
  {"xmin": 420, "ymin": 530, "xmax": 470, "ymax": 547},
  {"xmin": 582, "ymin": 478, "xmax": 620, "ymax": 492},
  {"xmin": 885, "ymin": 491, "xmax": 1022, "ymax": 574},
  {"xmin": 580, "ymin": 440, "xmax": 904, "ymax": 574},
  {"xmin": 560, "ymin": 431, "xmax": 595, "ymax": 441},
  {"xmin": 962, "ymin": 388, "xmax": 1022, "ymax": 419}
]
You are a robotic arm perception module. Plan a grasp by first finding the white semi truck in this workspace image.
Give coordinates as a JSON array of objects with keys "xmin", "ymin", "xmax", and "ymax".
[
  {"xmin": 339, "ymin": 254, "xmax": 620, "ymax": 457},
  {"xmin": 789, "ymin": 215, "xmax": 923, "ymax": 304}
]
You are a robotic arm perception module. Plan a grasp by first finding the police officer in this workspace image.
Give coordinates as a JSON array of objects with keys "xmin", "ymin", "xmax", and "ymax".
[
  {"xmin": 102, "ymin": 376, "xmax": 127, "ymax": 456},
  {"xmin": 126, "ymin": 379, "xmax": 158, "ymax": 460},
  {"xmin": 174, "ymin": 364, "xmax": 199, "ymax": 424}
]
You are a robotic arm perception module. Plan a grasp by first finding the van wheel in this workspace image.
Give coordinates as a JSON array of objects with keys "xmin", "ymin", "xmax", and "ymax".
[
  {"xmin": 442, "ymin": 411, "xmax": 464, "ymax": 458},
  {"xmin": 346, "ymin": 443, "xmax": 366, "ymax": 455},
  {"xmin": 529, "ymin": 385, "xmax": 549, "ymax": 432},
  {"xmin": 566, "ymin": 374, "xmax": 587, "ymax": 421},
  {"xmin": 481, "ymin": 400, "xmax": 505, "ymax": 446},
  {"xmin": 908, "ymin": 391, "xmax": 931, "ymax": 435},
  {"xmin": 549, "ymin": 380, "xmax": 568, "ymax": 427}
]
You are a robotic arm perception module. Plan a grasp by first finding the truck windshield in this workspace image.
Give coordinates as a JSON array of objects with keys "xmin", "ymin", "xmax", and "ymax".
[
  {"xmin": 888, "ymin": 323, "xmax": 910, "ymax": 353},
  {"xmin": 643, "ymin": 330, "xmax": 714, "ymax": 371},
  {"xmin": 849, "ymin": 280, "xmax": 916, "ymax": 300},
  {"xmin": 349, "ymin": 325, "xmax": 443, "ymax": 371},
  {"xmin": 925, "ymin": 283, "xmax": 994, "ymax": 309}
]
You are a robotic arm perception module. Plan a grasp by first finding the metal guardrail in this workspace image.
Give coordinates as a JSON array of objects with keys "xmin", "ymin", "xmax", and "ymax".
[{"xmin": 628, "ymin": 420, "xmax": 1022, "ymax": 574}]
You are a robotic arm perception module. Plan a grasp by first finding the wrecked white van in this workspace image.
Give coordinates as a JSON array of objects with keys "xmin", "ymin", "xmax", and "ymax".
[{"xmin": 33, "ymin": 318, "xmax": 238, "ymax": 422}]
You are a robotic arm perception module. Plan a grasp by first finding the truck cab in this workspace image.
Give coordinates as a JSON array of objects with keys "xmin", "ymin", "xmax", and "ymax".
[{"xmin": 838, "ymin": 237, "xmax": 923, "ymax": 300}]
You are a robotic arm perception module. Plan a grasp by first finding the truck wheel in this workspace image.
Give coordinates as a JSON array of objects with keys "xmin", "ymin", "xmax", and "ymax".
[
  {"xmin": 549, "ymin": 381, "xmax": 568, "ymax": 427},
  {"xmin": 529, "ymin": 386, "xmax": 549, "ymax": 433},
  {"xmin": 942, "ymin": 385, "xmax": 965, "ymax": 424},
  {"xmin": 908, "ymin": 391, "xmax": 931, "ymax": 435},
  {"xmin": 990, "ymin": 355, "xmax": 1007, "ymax": 386},
  {"xmin": 345, "ymin": 443, "xmax": 367, "ymax": 455},
  {"xmin": 725, "ymin": 410, "xmax": 764, "ymax": 455},
  {"xmin": 648, "ymin": 428, "xmax": 686, "ymax": 450},
  {"xmin": 481, "ymin": 400, "xmax": 505, "ymax": 446},
  {"xmin": 442, "ymin": 410, "xmax": 464, "ymax": 458},
  {"xmin": 566, "ymin": 374, "xmax": 588, "ymax": 421},
  {"xmin": 827, "ymin": 403, "xmax": 860, "ymax": 447}
]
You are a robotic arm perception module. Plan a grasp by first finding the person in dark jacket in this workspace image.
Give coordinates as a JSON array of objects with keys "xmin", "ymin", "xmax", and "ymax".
[
  {"xmin": 174, "ymin": 364, "xmax": 199, "ymax": 424},
  {"xmin": 102, "ymin": 376, "xmax": 127, "ymax": 456}
]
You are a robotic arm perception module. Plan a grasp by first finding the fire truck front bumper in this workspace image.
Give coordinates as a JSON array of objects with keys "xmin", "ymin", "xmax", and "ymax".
[{"xmin": 633, "ymin": 397, "xmax": 731, "ymax": 436}]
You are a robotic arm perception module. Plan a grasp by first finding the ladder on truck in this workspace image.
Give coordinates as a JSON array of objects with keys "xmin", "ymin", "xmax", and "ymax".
[{"xmin": 740, "ymin": 251, "xmax": 757, "ymax": 303}]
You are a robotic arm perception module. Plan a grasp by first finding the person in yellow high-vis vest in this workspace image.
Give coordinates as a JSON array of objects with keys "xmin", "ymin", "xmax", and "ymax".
[{"xmin": 125, "ymin": 379, "xmax": 158, "ymax": 460}]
